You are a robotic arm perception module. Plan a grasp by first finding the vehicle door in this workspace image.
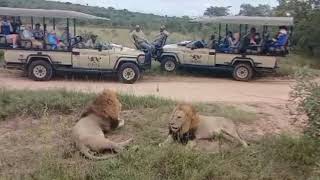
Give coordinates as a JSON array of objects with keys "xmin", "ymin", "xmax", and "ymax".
[
  {"xmin": 72, "ymin": 48, "xmax": 110, "ymax": 69},
  {"xmin": 182, "ymin": 48, "xmax": 211, "ymax": 66}
]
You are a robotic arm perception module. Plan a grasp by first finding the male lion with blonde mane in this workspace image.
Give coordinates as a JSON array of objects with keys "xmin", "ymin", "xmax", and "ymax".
[
  {"xmin": 72, "ymin": 89, "xmax": 132, "ymax": 160},
  {"xmin": 160, "ymin": 103, "xmax": 248, "ymax": 148}
]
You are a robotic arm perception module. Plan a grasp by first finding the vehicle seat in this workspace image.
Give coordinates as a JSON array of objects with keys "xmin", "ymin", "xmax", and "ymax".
[
  {"xmin": 18, "ymin": 31, "xmax": 34, "ymax": 49},
  {"xmin": 268, "ymin": 36, "xmax": 289, "ymax": 56},
  {"xmin": 0, "ymin": 34, "xmax": 7, "ymax": 47}
]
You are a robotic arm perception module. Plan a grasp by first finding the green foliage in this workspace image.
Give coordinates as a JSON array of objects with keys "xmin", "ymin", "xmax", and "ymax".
[
  {"xmin": 28, "ymin": 135, "xmax": 320, "ymax": 179},
  {"xmin": 203, "ymin": 6, "xmax": 231, "ymax": 16},
  {"xmin": 274, "ymin": 0, "xmax": 320, "ymax": 57},
  {"xmin": 291, "ymin": 68, "xmax": 320, "ymax": 137},
  {"xmin": 295, "ymin": 11, "xmax": 320, "ymax": 56},
  {"xmin": 239, "ymin": 4, "xmax": 273, "ymax": 16}
]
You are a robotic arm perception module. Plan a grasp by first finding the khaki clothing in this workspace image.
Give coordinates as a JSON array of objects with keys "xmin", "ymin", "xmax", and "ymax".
[{"xmin": 130, "ymin": 30, "xmax": 149, "ymax": 44}]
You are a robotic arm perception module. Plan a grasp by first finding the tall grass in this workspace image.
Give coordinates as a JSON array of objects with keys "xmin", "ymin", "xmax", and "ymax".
[
  {"xmin": 0, "ymin": 89, "xmax": 177, "ymax": 120},
  {"xmin": 291, "ymin": 68, "xmax": 320, "ymax": 138},
  {"xmin": 0, "ymin": 89, "xmax": 319, "ymax": 179},
  {"xmin": 30, "ymin": 135, "xmax": 320, "ymax": 180},
  {"xmin": 277, "ymin": 54, "xmax": 320, "ymax": 77}
]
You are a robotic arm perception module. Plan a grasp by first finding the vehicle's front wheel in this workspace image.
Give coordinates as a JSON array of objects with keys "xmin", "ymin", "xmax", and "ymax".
[
  {"xmin": 232, "ymin": 63, "xmax": 254, "ymax": 81},
  {"xmin": 118, "ymin": 63, "xmax": 140, "ymax": 84},
  {"xmin": 28, "ymin": 60, "xmax": 53, "ymax": 81},
  {"xmin": 161, "ymin": 56, "xmax": 177, "ymax": 72}
]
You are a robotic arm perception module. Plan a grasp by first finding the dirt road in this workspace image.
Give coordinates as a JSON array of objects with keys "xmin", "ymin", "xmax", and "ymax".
[{"xmin": 0, "ymin": 70, "xmax": 294, "ymax": 104}]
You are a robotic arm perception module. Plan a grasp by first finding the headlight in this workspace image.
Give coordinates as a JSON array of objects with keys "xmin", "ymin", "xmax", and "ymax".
[{"xmin": 137, "ymin": 55, "xmax": 145, "ymax": 64}]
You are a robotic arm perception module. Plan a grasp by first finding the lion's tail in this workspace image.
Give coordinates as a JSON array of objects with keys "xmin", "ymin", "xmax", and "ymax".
[{"xmin": 80, "ymin": 145, "xmax": 117, "ymax": 161}]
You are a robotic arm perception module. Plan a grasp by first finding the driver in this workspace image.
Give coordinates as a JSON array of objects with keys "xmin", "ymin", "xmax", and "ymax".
[
  {"xmin": 152, "ymin": 25, "xmax": 169, "ymax": 48},
  {"xmin": 85, "ymin": 34, "xmax": 98, "ymax": 49},
  {"xmin": 130, "ymin": 25, "xmax": 153, "ymax": 66}
]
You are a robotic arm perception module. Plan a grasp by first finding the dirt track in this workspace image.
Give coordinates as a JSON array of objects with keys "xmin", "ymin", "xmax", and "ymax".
[{"xmin": 0, "ymin": 70, "xmax": 294, "ymax": 104}]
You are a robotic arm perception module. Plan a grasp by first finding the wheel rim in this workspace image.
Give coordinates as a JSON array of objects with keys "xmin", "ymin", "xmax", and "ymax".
[
  {"xmin": 236, "ymin": 67, "xmax": 249, "ymax": 79},
  {"xmin": 165, "ymin": 60, "xmax": 175, "ymax": 72},
  {"xmin": 122, "ymin": 68, "xmax": 136, "ymax": 81},
  {"xmin": 33, "ymin": 65, "xmax": 47, "ymax": 79}
]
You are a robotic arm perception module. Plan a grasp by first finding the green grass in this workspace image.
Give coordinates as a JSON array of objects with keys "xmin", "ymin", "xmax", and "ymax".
[
  {"xmin": 277, "ymin": 54, "xmax": 320, "ymax": 77},
  {"xmin": 0, "ymin": 89, "xmax": 177, "ymax": 121},
  {"xmin": 1, "ymin": 89, "xmax": 319, "ymax": 179},
  {"xmin": 0, "ymin": 89, "xmax": 256, "ymax": 123},
  {"xmin": 28, "ymin": 135, "xmax": 320, "ymax": 180}
]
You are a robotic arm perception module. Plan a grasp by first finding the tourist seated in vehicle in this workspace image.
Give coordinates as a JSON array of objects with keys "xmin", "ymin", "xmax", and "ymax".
[
  {"xmin": 266, "ymin": 26, "xmax": 289, "ymax": 53},
  {"xmin": 130, "ymin": 25, "xmax": 153, "ymax": 66},
  {"xmin": 32, "ymin": 23, "xmax": 45, "ymax": 41},
  {"xmin": 61, "ymin": 27, "xmax": 73, "ymax": 46},
  {"xmin": 186, "ymin": 39, "xmax": 206, "ymax": 49},
  {"xmin": 0, "ymin": 16, "xmax": 18, "ymax": 48},
  {"xmin": 217, "ymin": 31, "xmax": 240, "ymax": 53},
  {"xmin": 240, "ymin": 27, "xmax": 261, "ymax": 54},
  {"xmin": 206, "ymin": 34, "xmax": 216, "ymax": 49},
  {"xmin": 20, "ymin": 25, "xmax": 43, "ymax": 49},
  {"xmin": 85, "ymin": 34, "xmax": 98, "ymax": 49},
  {"xmin": 47, "ymin": 30, "xmax": 65, "ymax": 50},
  {"xmin": 152, "ymin": 25, "xmax": 169, "ymax": 49}
]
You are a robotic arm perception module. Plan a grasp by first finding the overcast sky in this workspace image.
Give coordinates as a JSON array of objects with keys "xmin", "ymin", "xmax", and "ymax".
[{"xmin": 51, "ymin": 0, "xmax": 278, "ymax": 17}]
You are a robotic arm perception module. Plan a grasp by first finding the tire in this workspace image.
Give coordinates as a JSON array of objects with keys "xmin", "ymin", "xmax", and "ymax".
[
  {"xmin": 28, "ymin": 60, "xmax": 53, "ymax": 81},
  {"xmin": 161, "ymin": 56, "xmax": 177, "ymax": 72},
  {"xmin": 232, "ymin": 63, "xmax": 254, "ymax": 81},
  {"xmin": 118, "ymin": 63, "xmax": 140, "ymax": 84}
]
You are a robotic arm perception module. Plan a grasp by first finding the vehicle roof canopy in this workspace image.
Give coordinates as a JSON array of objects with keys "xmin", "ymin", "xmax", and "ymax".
[
  {"xmin": 0, "ymin": 7, "xmax": 109, "ymax": 20},
  {"xmin": 192, "ymin": 16, "xmax": 294, "ymax": 26}
]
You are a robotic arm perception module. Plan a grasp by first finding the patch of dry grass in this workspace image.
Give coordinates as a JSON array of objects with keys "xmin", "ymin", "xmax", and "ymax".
[{"xmin": 0, "ymin": 89, "xmax": 319, "ymax": 179}]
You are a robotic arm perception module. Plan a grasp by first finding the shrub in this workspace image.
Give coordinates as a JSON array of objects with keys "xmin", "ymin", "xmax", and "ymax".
[{"xmin": 291, "ymin": 67, "xmax": 320, "ymax": 138}]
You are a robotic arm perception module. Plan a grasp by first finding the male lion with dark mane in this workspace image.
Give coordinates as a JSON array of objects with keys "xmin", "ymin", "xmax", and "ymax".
[
  {"xmin": 160, "ymin": 103, "xmax": 248, "ymax": 148},
  {"xmin": 72, "ymin": 89, "xmax": 132, "ymax": 160}
]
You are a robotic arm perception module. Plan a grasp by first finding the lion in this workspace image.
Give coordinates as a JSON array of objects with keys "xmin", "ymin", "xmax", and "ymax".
[
  {"xmin": 72, "ymin": 89, "xmax": 132, "ymax": 160},
  {"xmin": 160, "ymin": 103, "xmax": 248, "ymax": 148}
]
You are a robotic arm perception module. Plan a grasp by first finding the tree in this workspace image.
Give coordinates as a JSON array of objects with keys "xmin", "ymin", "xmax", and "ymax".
[
  {"xmin": 239, "ymin": 4, "xmax": 273, "ymax": 16},
  {"xmin": 274, "ymin": 0, "xmax": 312, "ymax": 20},
  {"xmin": 204, "ymin": 6, "xmax": 231, "ymax": 17}
]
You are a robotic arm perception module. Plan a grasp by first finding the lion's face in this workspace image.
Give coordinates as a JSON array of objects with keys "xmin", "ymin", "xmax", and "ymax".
[{"xmin": 169, "ymin": 104, "xmax": 200, "ymax": 135}]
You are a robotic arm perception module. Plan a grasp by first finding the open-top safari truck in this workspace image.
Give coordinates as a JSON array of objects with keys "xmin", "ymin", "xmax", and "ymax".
[
  {"xmin": 1, "ymin": 7, "xmax": 148, "ymax": 84},
  {"xmin": 157, "ymin": 16, "xmax": 294, "ymax": 81}
]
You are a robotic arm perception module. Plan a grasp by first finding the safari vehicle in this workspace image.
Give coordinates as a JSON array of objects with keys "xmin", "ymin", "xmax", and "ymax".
[
  {"xmin": 1, "ymin": 7, "xmax": 148, "ymax": 84},
  {"xmin": 157, "ymin": 16, "xmax": 294, "ymax": 81}
]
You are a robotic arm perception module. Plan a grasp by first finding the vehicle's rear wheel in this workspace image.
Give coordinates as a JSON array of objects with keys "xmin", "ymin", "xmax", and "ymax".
[
  {"xmin": 28, "ymin": 60, "xmax": 53, "ymax": 81},
  {"xmin": 232, "ymin": 63, "xmax": 254, "ymax": 81},
  {"xmin": 161, "ymin": 56, "xmax": 177, "ymax": 72},
  {"xmin": 118, "ymin": 63, "xmax": 140, "ymax": 84}
]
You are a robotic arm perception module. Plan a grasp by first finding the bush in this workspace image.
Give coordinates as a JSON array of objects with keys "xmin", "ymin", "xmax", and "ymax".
[{"xmin": 291, "ymin": 68, "xmax": 320, "ymax": 137}]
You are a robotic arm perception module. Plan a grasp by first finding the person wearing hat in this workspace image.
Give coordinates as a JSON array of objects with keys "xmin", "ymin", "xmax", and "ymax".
[
  {"xmin": 32, "ymin": 23, "xmax": 44, "ymax": 40},
  {"xmin": 130, "ymin": 25, "xmax": 153, "ymax": 66}
]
